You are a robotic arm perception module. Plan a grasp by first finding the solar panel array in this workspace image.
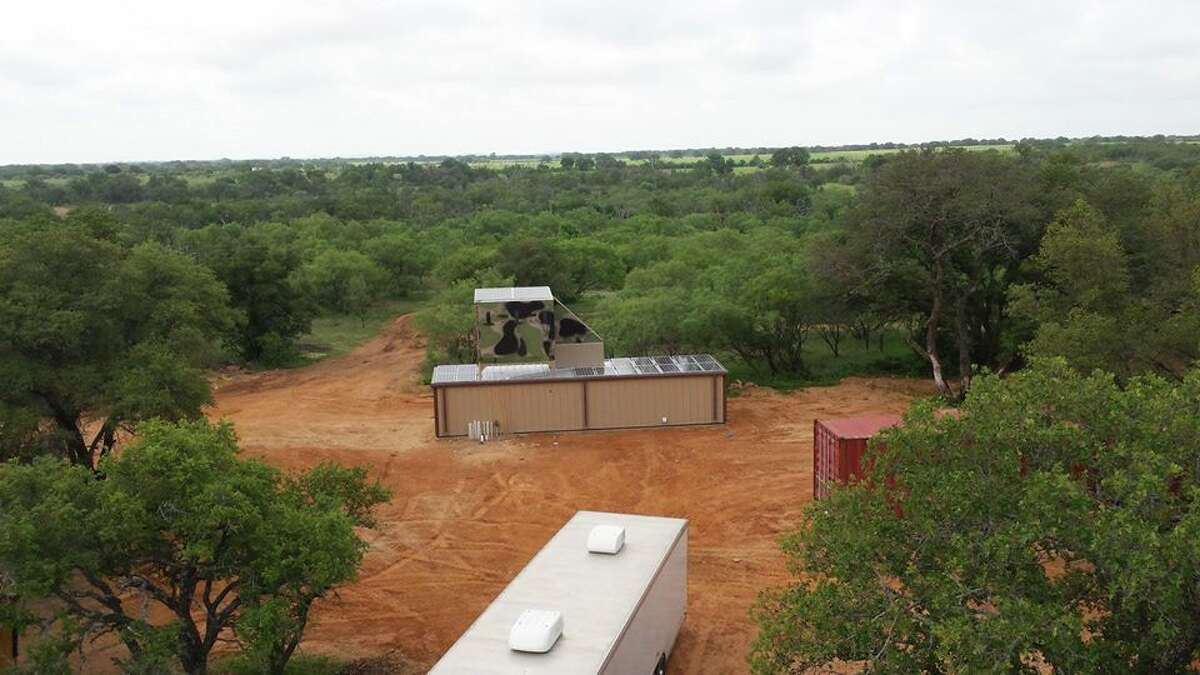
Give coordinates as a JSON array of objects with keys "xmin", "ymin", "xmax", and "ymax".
[
  {"xmin": 431, "ymin": 354, "xmax": 725, "ymax": 385},
  {"xmin": 472, "ymin": 286, "xmax": 554, "ymax": 303}
]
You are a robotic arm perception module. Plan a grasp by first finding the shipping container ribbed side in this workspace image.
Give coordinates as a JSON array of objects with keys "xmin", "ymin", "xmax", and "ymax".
[{"xmin": 813, "ymin": 416, "xmax": 902, "ymax": 500}]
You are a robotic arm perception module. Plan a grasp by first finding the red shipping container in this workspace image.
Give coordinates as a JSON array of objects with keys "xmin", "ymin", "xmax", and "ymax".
[{"xmin": 813, "ymin": 416, "xmax": 902, "ymax": 500}]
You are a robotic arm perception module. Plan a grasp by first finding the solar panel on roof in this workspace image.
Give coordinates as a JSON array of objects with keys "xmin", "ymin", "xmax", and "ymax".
[
  {"xmin": 431, "ymin": 354, "xmax": 725, "ymax": 385},
  {"xmin": 609, "ymin": 359, "xmax": 636, "ymax": 375},
  {"xmin": 473, "ymin": 286, "xmax": 554, "ymax": 303}
]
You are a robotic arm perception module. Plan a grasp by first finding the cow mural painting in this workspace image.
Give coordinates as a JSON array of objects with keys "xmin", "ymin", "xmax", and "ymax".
[
  {"xmin": 474, "ymin": 287, "xmax": 603, "ymax": 366},
  {"xmin": 432, "ymin": 287, "xmax": 727, "ymax": 438}
]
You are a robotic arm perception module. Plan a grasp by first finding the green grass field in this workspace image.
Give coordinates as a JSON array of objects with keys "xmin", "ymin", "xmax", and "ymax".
[
  {"xmin": 810, "ymin": 144, "xmax": 1013, "ymax": 162},
  {"xmin": 181, "ymin": 172, "xmax": 224, "ymax": 186},
  {"xmin": 818, "ymin": 182, "xmax": 858, "ymax": 194},
  {"xmin": 457, "ymin": 144, "xmax": 1015, "ymax": 170},
  {"xmin": 1, "ymin": 176, "xmax": 72, "ymax": 188},
  {"xmin": 298, "ymin": 295, "xmax": 428, "ymax": 362},
  {"xmin": 467, "ymin": 157, "xmax": 551, "ymax": 169}
]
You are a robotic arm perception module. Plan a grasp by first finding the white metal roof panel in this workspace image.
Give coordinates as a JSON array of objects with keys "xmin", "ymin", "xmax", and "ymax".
[
  {"xmin": 429, "ymin": 511, "xmax": 687, "ymax": 674},
  {"xmin": 474, "ymin": 286, "xmax": 554, "ymax": 303}
]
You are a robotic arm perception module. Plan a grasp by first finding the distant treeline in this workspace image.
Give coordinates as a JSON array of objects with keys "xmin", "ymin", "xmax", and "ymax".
[{"xmin": 4, "ymin": 133, "xmax": 1198, "ymax": 179}]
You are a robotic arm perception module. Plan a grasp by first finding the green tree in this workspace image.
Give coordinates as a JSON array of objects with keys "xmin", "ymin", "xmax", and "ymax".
[
  {"xmin": 600, "ymin": 228, "xmax": 818, "ymax": 375},
  {"xmin": 770, "ymin": 146, "xmax": 811, "ymax": 169},
  {"xmin": 558, "ymin": 238, "xmax": 625, "ymax": 299},
  {"xmin": 182, "ymin": 224, "xmax": 315, "ymax": 366},
  {"xmin": 234, "ymin": 462, "xmax": 387, "ymax": 674},
  {"xmin": 415, "ymin": 270, "xmax": 513, "ymax": 371},
  {"xmin": 601, "ymin": 283, "xmax": 701, "ymax": 356},
  {"xmin": 824, "ymin": 149, "xmax": 1042, "ymax": 399},
  {"xmin": 1010, "ymin": 199, "xmax": 1200, "ymax": 380},
  {"xmin": 431, "ymin": 244, "xmax": 501, "ymax": 286},
  {"xmin": 291, "ymin": 249, "xmax": 387, "ymax": 323},
  {"xmin": 700, "ymin": 153, "xmax": 733, "ymax": 176},
  {"xmin": 98, "ymin": 172, "xmax": 145, "ymax": 203},
  {"xmin": 363, "ymin": 231, "xmax": 426, "ymax": 297},
  {"xmin": 494, "ymin": 236, "xmax": 572, "ymax": 297},
  {"xmin": 1009, "ymin": 200, "xmax": 1137, "ymax": 378},
  {"xmin": 0, "ymin": 419, "xmax": 388, "ymax": 675},
  {"xmin": 752, "ymin": 359, "xmax": 1200, "ymax": 673},
  {"xmin": 0, "ymin": 225, "xmax": 235, "ymax": 468}
]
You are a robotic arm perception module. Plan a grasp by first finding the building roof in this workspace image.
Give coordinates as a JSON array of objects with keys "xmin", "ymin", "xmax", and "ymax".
[
  {"xmin": 431, "ymin": 354, "xmax": 725, "ymax": 386},
  {"xmin": 817, "ymin": 415, "xmax": 903, "ymax": 439},
  {"xmin": 474, "ymin": 286, "xmax": 554, "ymax": 304},
  {"xmin": 429, "ymin": 511, "xmax": 687, "ymax": 674}
]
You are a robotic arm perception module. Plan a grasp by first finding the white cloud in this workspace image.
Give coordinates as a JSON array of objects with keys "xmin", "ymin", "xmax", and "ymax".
[{"xmin": 1, "ymin": 0, "xmax": 1197, "ymax": 163}]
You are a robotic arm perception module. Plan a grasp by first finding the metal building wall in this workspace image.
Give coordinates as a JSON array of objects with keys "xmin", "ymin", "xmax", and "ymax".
[
  {"xmin": 434, "ymin": 374, "xmax": 724, "ymax": 438},
  {"xmin": 585, "ymin": 376, "xmax": 720, "ymax": 430},
  {"xmin": 440, "ymin": 381, "xmax": 585, "ymax": 436},
  {"xmin": 812, "ymin": 417, "xmax": 900, "ymax": 500}
]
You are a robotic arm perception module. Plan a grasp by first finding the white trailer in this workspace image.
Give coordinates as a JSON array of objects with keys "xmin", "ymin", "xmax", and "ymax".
[{"xmin": 430, "ymin": 511, "xmax": 688, "ymax": 674}]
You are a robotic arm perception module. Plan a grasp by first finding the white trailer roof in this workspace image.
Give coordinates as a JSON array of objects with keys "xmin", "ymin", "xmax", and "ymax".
[
  {"xmin": 474, "ymin": 286, "xmax": 554, "ymax": 303},
  {"xmin": 429, "ymin": 511, "xmax": 688, "ymax": 674}
]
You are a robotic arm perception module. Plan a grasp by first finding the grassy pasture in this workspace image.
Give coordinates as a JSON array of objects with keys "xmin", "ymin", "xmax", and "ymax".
[
  {"xmin": 455, "ymin": 144, "xmax": 1015, "ymax": 170},
  {"xmin": 810, "ymin": 143, "xmax": 1013, "ymax": 162},
  {"xmin": 466, "ymin": 157, "xmax": 551, "ymax": 169},
  {"xmin": 818, "ymin": 182, "xmax": 857, "ymax": 194},
  {"xmin": 1, "ymin": 176, "xmax": 72, "ymax": 189}
]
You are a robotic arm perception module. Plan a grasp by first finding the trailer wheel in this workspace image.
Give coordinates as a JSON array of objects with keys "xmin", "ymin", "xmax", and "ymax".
[{"xmin": 653, "ymin": 653, "xmax": 667, "ymax": 675}]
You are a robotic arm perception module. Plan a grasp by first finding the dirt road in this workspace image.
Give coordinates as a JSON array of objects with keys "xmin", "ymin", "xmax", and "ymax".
[{"xmin": 208, "ymin": 316, "xmax": 931, "ymax": 673}]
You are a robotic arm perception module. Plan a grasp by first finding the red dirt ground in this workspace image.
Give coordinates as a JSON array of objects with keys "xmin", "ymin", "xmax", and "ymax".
[{"xmin": 201, "ymin": 316, "xmax": 931, "ymax": 673}]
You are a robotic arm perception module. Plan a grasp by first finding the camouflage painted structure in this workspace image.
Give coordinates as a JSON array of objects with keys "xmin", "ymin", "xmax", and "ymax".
[{"xmin": 474, "ymin": 287, "xmax": 602, "ymax": 366}]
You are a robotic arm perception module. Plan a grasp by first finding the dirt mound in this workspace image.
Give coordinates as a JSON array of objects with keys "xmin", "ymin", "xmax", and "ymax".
[{"xmin": 198, "ymin": 315, "xmax": 932, "ymax": 673}]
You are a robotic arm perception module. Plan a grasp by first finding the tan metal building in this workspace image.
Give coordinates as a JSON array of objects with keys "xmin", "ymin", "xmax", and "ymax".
[{"xmin": 432, "ymin": 355, "xmax": 726, "ymax": 438}]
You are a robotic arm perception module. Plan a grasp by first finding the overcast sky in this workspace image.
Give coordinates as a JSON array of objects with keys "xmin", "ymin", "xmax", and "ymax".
[{"xmin": 3, "ymin": 1, "xmax": 1199, "ymax": 164}]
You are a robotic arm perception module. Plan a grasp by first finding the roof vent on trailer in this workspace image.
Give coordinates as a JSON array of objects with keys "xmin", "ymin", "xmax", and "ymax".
[
  {"xmin": 587, "ymin": 525, "xmax": 626, "ymax": 554},
  {"xmin": 508, "ymin": 609, "xmax": 563, "ymax": 653}
]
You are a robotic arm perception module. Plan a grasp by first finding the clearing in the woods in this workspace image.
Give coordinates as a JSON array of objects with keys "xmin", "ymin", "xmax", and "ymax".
[{"xmin": 201, "ymin": 315, "xmax": 929, "ymax": 674}]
